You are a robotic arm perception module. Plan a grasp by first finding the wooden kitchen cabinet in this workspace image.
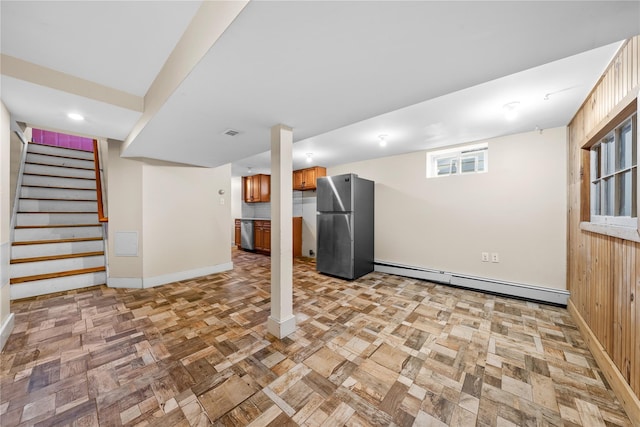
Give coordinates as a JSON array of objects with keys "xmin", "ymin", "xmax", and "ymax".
[
  {"xmin": 243, "ymin": 174, "xmax": 270, "ymax": 203},
  {"xmin": 234, "ymin": 219, "xmax": 241, "ymax": 248},
  {"xmin": 293, "ymin": 166, "xmax": 326, "ymax": 191},
  {"xmin": 253, "ymin": 217, "xmax": 301, "ymax": 256},
  {"xmin": 254, "ymin": 220, "xmax": 269, "ymax": 253}
]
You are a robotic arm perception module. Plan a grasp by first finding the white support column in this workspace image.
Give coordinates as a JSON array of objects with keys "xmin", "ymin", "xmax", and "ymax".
[{"xmin": 267, "ymin": 124, "xmax": 296, "ymax": 339}]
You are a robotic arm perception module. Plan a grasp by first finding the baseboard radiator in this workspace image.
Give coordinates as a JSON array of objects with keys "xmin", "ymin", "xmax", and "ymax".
[{"xmin": 374, "ymin": 261, "xmax": 569, "ymax": 306}]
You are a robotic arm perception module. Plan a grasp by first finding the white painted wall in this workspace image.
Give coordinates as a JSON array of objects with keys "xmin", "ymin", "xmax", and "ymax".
[
  {"xmin": 329, "ymin": 127, "xmax": 567, "ymax": 290},
  {"xmin": 142, "ymin": 161, "xmax": 231, "ymax": 278},
  {"xmin": 107, "ymin": 141, "xmax": 143, "ymax": 280},
  {"xmin": 1, "ymin": 101, "xmax": 14, "ymax": 349},
  {"xmin": 107, "ymin": 143, "xmax": 232, "ymax": 287}
]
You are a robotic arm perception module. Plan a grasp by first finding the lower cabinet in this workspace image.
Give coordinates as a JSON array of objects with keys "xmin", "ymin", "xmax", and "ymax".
[
  {"xmin": 234, "ymin": 219, "xmax": 241, "ymax": 248},
  {"xmin": 253, "ymin": 217, "xmax": 301, "ymax": 256},
  {"xmin": 254, "ymin": 220, "xmax": 271, "ymax": 253}
]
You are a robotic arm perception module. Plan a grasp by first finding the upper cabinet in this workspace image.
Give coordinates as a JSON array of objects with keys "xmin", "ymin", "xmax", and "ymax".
[
  {"xmin": 243, "ymin": 174, "xmax": 270, "ymax": 203},
  {"xmin": 293, "ymin": 166, "xmax": 326, "ymax": 191}
]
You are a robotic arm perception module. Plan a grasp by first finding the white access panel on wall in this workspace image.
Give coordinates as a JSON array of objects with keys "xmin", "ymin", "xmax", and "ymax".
[{"xmin": 114, "ymin": 231, "xmax": 138, "ymax": 256}]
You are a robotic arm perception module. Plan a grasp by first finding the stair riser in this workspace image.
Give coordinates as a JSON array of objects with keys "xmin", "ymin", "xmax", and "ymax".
[
  {"xmin": 21, "ymin": 186, "xmax": 97, "ymax": 201},
  {"xmin": 11, "ymin": 255, "xmax": 105, "ymax": 278},
  {"xmin": 16, "ymin": 213, "xmax": 99, "ymax": 226},
  {"xmin": 11, "ymin": 240, "xmax": 104, "ymax": 259},
  {"xmin": 26, "ymin": 153, "xmax": 95, "ymax": 170},
  {"xmin": 18, "ymin": 199, "xmax": 98, "ymax": 213},
  {"xmin": 24, "ymin": 163, "xmax": 95, "ymax": 179},
  {"xmin": 28, "ymin": 143, "xmax": 94, "ymax": 161},
  {"xmin": 11, "ymin": 272, "xmax": 106, "ymax": 300},
  {"xmin": 22, "ymin": 175, "xmax": 96, "ymax": 190},
  {"xmin": 14, "ymin": 226, "xmax": 103, "ymax": 242}
]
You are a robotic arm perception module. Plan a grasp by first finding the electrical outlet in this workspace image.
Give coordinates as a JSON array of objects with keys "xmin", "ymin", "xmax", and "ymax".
[
  {"xmin": 491, "ymin": 253, "xmax": 499, "ymax": 263},
  {"xmin": 481, "ymin": 252, "xmax": 489, "ymax": 262}
]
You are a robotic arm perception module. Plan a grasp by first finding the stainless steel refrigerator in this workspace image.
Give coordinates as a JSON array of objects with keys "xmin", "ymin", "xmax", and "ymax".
[{"xmin": 316, "ymin": 173, "xmax": 374, "ymax": 280}]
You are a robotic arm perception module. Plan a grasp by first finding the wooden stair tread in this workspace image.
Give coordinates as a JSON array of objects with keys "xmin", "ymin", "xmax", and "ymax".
[
  {"xmin": 23, "ymin": 173, "xmax": 95, "ymax": 181},
  {"xmin": 25, "ymin": 161, "xmax": 94, "ymax": 171},
  {"xmin": 28, "ymin": 148, "xmax": 94, "ymax": 158},
  {"xmin": 18, "ymin": 198, "xmax": 96, "ymax": 202},
  {"xmin": 15, "ymin": 223, "xmax": 101, "ymax": 229},
  {"xmin": 10, "ymin": 251, "xmax": 104, "ymax": 264},
  {"xmin": 17, "ymin": 211, "xmax": 98, "ymax": 215},
  {"xmin": 12, "ymin": 237, "xmax": 103, "ymax": 246},
  {"xmin": 21, "ymin": 184, "xmax": 94, "ymax": 189},
  {"xmin": 10, "ymin": 266, "xmax": 106, "ymax": 284}
]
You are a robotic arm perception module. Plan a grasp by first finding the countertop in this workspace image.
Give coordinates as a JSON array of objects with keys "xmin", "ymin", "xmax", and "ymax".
[{"xmin": 237, "ymin": 217, "xmax": 302, "ymax": 220}]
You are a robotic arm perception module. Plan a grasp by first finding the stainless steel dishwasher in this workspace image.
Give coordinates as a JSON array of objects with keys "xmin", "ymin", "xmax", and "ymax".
[{"xmin": 240, "ymin": 219, "xmax": 255, "ymax": 250}]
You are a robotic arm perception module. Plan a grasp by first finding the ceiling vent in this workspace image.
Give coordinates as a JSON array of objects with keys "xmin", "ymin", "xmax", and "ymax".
[{"xmin": 223, "ymin": 129, "xmax": 240, "ymax": 137}]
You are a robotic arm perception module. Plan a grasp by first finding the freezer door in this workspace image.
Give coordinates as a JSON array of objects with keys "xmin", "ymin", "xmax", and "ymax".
[
  {"xmin": 317, "ymin": 213, "xmax": 354, "ymax": 279},
  {"xmin": 317, "ymin": 174, "xmax": 353, "ymax": 212}
]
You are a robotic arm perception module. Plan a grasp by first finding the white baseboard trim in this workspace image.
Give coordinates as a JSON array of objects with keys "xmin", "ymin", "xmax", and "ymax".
[
  {"xmin": 107, "ymin": 277, "xmax": 143, "ymax": 289},
  {"xmin": 0, "ymin": 313, "xmax": 15, "ymax": 351},
  {"xmin": 267, "ymin": 315, "xmax": 296, "ymax": 339},
  {"xmin": 108, "ymin": 262, "xmax": 234, "ymax": 290},
  {"xmin": 375, "ymin": 261, "xmax": 569, "ymax": 306}
]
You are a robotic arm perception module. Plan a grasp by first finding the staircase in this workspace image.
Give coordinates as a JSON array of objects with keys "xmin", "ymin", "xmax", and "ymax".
[{"xmin": 10, "ymin": 143, "xmax": 106, "ymax": 300}]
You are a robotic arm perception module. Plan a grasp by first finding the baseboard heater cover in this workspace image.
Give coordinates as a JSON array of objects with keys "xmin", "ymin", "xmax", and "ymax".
[{"xmin": 374, "ymin": 261, "xmax": 569, "ymax": 306}]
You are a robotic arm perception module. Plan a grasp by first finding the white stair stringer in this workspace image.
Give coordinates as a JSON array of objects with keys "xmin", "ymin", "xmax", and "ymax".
[{"xmin": 10, "ymin": 143, "xmax": 106, "ymax": 299}]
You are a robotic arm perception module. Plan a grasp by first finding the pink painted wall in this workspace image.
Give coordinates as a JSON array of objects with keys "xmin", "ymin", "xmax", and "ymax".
[{"xmin": 31, "ymin": 129, "xmax": 94, "ymax": 152}]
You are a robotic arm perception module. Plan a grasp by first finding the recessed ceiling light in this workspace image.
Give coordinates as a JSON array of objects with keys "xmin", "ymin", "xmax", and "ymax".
[
  {"xmin": 306, "ymin": 153, "xmax": 313, "ymax": 163},
  {"xmin": 67, "ymin": 112, "xmax": 84, "ymax": 121}
]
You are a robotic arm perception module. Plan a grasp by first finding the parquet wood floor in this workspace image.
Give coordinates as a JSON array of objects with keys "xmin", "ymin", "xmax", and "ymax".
[{"xmin": 1, "ymin": 250, "xmax": 632, "ymax": 426}]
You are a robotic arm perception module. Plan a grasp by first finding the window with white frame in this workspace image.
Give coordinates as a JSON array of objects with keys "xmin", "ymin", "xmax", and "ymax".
[
  {"xmin": 426, "ymin": 143, "xmax": 488, "ymax": 178},
  {"xmin": 590, "ymin": 112, "xmax": 637, "ymax": 227}
]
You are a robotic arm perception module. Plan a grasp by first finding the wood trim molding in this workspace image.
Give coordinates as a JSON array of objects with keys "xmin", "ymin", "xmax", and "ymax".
[
  {"xmin": 93, "ymin": 140, "xmax": 108, "ymax": 223},
  {"xmin": 579, "ymin": 88, "xmax": 639, "ymax": 150},
  {"xmin": 568, "ymin": 300, "xmax": 640, "ymax": 426}
]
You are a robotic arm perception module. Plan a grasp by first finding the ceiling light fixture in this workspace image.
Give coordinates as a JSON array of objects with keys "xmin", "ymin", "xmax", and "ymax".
[
  {"xmin": 503, "ymin": 102, "xmax": 520, "ymax": 120},
  {"xmin": 247, "ymin": 167, "xmax": 252, "ymax": 174},
  {"xmin": 378, "ymin": 134, "xmax": 388, "ymax": 147},
  {"xmin": 67, "ymin": 112, "xmax": 84, "ymax": 121},
  {"xmin": 306, "ymin": 153, "xmax": 313, "ymax": 163}
]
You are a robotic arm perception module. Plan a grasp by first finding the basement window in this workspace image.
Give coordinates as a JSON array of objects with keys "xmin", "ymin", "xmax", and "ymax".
[
  {"xmin": 427, "ymin": 143, "xmax": 488, "ymax": 178},
  {"xmin": 589, "ymin": 112, "xmax": 637, "ymax": 228}
]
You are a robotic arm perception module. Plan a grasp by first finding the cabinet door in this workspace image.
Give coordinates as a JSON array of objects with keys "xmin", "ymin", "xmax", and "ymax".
[
  {"xmin": 254, "ymin": 221, "xmax": 264, "ymax": 250},
  {"xmin": 302, "ymin": 168, "xmax": 317, "ymax": 189},
  {"xmin": 293, "ymin": 170, "xmax": 304, "ymax": 190},
  {"xmin": 258, "ymin": 175, "xmax": 270, "ymax": 202},
  {"xmin": 243, "ymin": 176, "xmax": 253, "ymax": 202},
  {"xmin": 263, "ymin": 222, "xmax": 271, "ymax": 253},
  {"xmin": 234, "ymin": 220, "xmax": 241, "ymax": 248}
]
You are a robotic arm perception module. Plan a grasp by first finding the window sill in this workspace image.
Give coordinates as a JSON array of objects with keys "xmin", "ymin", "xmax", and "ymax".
[{"xmin": 580, "ymin": 221, "xmax": 640, "ymax": 242}]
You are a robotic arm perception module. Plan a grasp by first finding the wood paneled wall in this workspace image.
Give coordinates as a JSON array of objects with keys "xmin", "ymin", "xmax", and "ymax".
[{"xmin": 567, "ymin": 37, "xmax": 640, "ymax": 405}]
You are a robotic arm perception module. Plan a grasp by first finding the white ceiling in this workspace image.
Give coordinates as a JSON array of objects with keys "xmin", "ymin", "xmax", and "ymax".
[{"xmin": 1, "ymin": 1, "xmax": 639, "ymax": 176}]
